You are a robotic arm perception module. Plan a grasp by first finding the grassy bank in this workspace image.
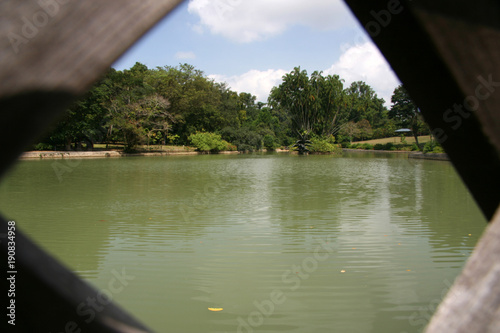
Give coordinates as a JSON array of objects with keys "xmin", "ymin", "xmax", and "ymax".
[{"xmin": 352, "ymin": 135, "xmax": 432, "ymax": 145}]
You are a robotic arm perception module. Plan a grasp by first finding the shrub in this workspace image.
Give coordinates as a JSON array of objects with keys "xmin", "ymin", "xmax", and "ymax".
[
  {"xmin": 423, "ymin": 141, "xmax": 433, "ymax": 153},
  {"xmin": 227, "ymin": 143, "xmax": 237, "ymax": 151},
  {"xmin": 411, "ymin": 143, "xmax": 419, "ymax": 151},
  {"xmin": 33, "ymin": 143, "xmax": 54, "ymax": 151},
  {"xmin": 398, "ymin": 145, "xmax": 413, "ymax": 151},
  {"xmin": 223, "ymin": 140, "xmax": 237, "ymax": 151},
  {"xmin": 188, "ymin": 132, "xmax": 228, "ymax": 152},
  {"xmin": 263, "ymin": 134, "xmax": 278, "ymax": 151},
  {"xmin": 309, "ymin": 136, "xmax": 341, "ymax": 154},
  {"xmin": 423, "ymin": 141, "xmax": 445, "ymax": 154},
  {"xmin": 374, "ymin": 143, "xmax": 385, "ymax": 150},
  {"xmin": 433, "ymin": 145, "xmax": 445, "ymax": 153},
  {"xmin": 354, "ymin": 143, "xmax": 373, "ymax": 150},
  {"xmin": 384, "ymin": 142, "xmax": 394, "ymax": 150},
  {"xmin": 423, "ymin": 142, "xmax": 433, "ymax": 153}
]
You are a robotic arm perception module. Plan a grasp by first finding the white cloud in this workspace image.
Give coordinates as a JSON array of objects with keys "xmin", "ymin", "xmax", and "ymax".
[
  {"xmin": 208, "ymin": 42, "xmax": 400, "ymax": 106},
  {"xmin": 324, "ymin": 42, "xmax": 400, "ymax": 106},
  {"xmin": 210, "ymin": 69, "xmax": 287, "ymax": 102},
  {"xmin": 175, "ymin": 51, "xmax": 197, "ymax": 60},
  {"xmin": 187, "ymin": 0, "xmax": 354, "ymax": 43}
]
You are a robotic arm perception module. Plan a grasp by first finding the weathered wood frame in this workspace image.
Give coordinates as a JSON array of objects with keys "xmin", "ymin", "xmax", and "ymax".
[
  {"xmin": 1, "ymin": 0, "xmax": 499, "ymax": 331},
  {"xmin": 344, "ymin": 0, "xmax": 500, "ymax": 331},
  {"xmin": 0, "ymin": 1, "xmax": 183, "ymax": 332}
]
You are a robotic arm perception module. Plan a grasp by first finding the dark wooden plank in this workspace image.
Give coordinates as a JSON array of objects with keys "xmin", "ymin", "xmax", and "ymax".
[
  {"xmin": 0, "ymin": 217, "xmax": 150, "ymax": 332},
  {"xmin": 343, "ymin": 1, "xmax": 500, "ymax": 331},
  {"xmin": 344, "ymin": 0, "xmax": 500, "ymax": 221},
  {"xmin": 0, "ymin": 1, "xmax": 184, "ymax": 331},
  {"xmin": 0, "ymin": 0, "xmax": 184, "ymax": 179}
]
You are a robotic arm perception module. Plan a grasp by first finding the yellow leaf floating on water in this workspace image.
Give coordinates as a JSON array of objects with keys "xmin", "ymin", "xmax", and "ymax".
[
  {"xmin": 340, "ymin": 270, "xmax": 346, "ymax": 273},
  {"xmin": 208, "ymin": 308, "xmax": 223, "ymax": 312}
]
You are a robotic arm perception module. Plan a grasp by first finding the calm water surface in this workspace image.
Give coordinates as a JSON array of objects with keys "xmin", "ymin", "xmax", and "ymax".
[{"xmin": 0, "ymin": 153, "xmax": 486, "ymax": 332}]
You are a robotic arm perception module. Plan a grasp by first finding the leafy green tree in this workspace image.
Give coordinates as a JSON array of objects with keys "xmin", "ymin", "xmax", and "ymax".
[
  {"xmin": 132, "ymin": 93, "xmax": 173, "ymax": 147},
  {"xmin": 357, "ymin": 119, "xmax": 373, "ymax": 140},
  {"xmin": 340, "ymin": 121, "xmax": 360, "ymax": 144},
  {"xmin": 269, "ymin": 67, "xmax": 316, "ymax": 141},
  {"xmin": 389, "ymin": 85, "xmax": 423, "ymax": 147},
  {"xmin": 308, "ymin": 134, "xmax": 340, "ymax": 154},
  {"xmin": 344, "ymin": 81, "xmax": 387, "ymax": 127},
  {"xmin": 34, "ymin": 61, "xmax": 400, "ymax": 154},
  {"xmin": 372, "ymin": 118, "xmax": 397, "ymax": 139},
  {"xmin": 263, "ymin": 134, "xmax": 278, "ymax": 151},
  {"xmin": 269, "ymin": 67, "xmax": 345, "ymax": 153},
  {"xmin": 221, "ymin": 126, "xmax": 262, "ymax": 151},
  {"xmin": 149, "ymin": 64, "xmax": 225, "ymax": 143},
  {"xmin": 105, "ymin": 63, "xmax": 156, "ymax": 150},
  {"xmin": 45, "ymin": 70, "xmax": 114, "ymax": 149},
  {"xmin": 310, "ymin": 71, "xmax": 346, "ymax": 136}
]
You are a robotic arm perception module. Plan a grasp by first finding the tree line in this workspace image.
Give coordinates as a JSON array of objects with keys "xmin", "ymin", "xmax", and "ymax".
[{"xmin": 34, "ymin": 62, "xmax": 427, "ymax": 152}]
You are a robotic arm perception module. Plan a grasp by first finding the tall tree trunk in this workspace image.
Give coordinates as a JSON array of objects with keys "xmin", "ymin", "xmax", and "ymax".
[
  {"xmin": 87, "ymin": 139, "xmax": 94, "ymax": 151},
  {"xmin": 412, "ymin": 117, "xmax": 420, "ymax": 149},
  {"xmin": 65, "ymin": 137, "xmax": 71, "ymax": 151}
]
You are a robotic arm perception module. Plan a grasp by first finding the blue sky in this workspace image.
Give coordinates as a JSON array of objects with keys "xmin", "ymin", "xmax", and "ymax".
[{"xmin": 113, "ymin": 0, "xmax": 400, "ymax": 105}]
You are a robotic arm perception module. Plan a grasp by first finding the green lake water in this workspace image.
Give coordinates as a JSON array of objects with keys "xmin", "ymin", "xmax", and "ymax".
[{"xmin": 0, "ymin": 152, "xmax": 487, "ymax": 332}]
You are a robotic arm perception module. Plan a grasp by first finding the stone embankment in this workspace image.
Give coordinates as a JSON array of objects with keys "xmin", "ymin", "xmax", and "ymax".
[{"xmin": 20, "ymin": 150, "xmax": 239, "ymax": 159}]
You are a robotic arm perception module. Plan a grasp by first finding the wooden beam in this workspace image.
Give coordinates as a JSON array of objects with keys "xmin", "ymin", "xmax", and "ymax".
[
  {"xmin": 0, "ymin": 1, "xmax": 184, "ymax": 331},
  {"xmin": 343, "ymin": 0, "xmax": 500, "ymax": 331},
  {"xmin": 0, "ymin": 0, "xmax": 184, "ymax": 179},
  {"xmin": 425, "ymin": 207, "xmax": 500, "ymax": 332},
  {"xmin": 343, "ymin": 0, "xmax": 500, "ymax": 221},
  {"xmin": 0, "ymin": 216, "xmax": 150, "ymax": 332}
]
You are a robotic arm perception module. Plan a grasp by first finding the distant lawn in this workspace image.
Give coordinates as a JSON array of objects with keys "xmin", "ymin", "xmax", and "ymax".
[{"xmin": 353, "ymin": 135, "xmax": 432, "ymax": 145}]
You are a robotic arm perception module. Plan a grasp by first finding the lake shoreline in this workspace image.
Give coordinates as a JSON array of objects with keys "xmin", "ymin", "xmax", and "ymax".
[
  {"xmin": 343, "ymin": 148, "xmax": 449, "ymax": 160},
  {"xmin": 19, "ymin": 150, "xmax": 240, "ymax": 159},
  {"xmin": 19, "ymin": 149, "xmax": 449, "ymax": 161}
]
